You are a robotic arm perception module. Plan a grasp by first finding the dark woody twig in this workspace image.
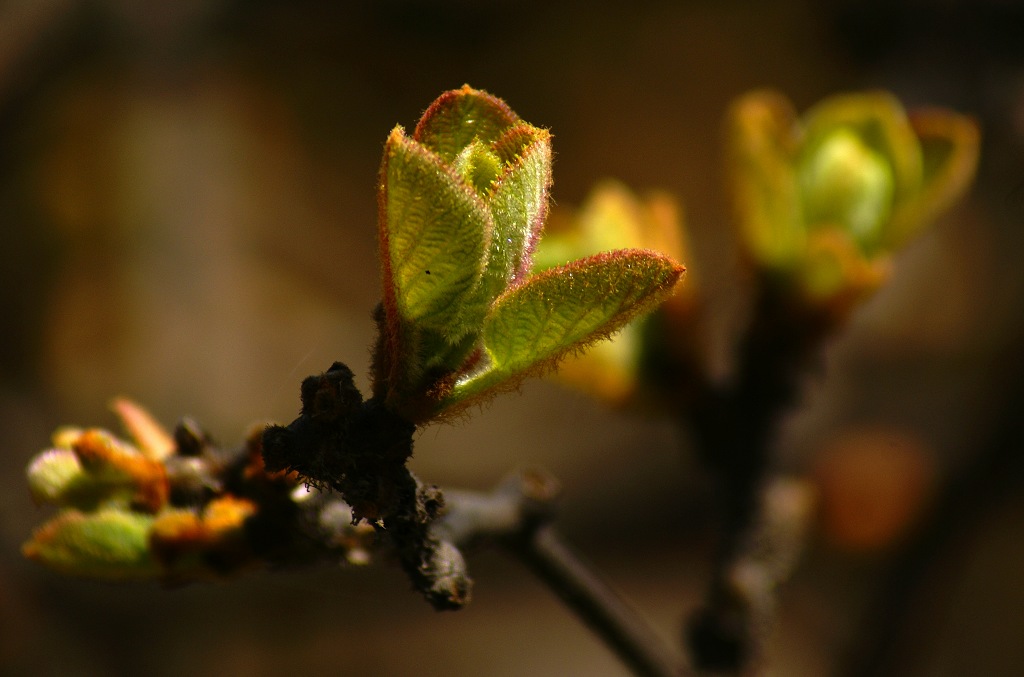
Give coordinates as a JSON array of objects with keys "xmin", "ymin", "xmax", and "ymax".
[
  {"xmin": 683, "ymin": 279, "xmax": 833, "ymax": 673},
  {"xmin": 262, "ymin": 361, "xmax": 471, "ymax": 610},
  {"xmin": 294, "ymin": 469, "xmax": 691, "ymax": 677},
  {"xmin": 511, "ymin": 524, "xmax": 688, "ymax": 677},
  {"xmin": 253, "ymin": 360, "xmax": 690, "ymax": 675},
  {"xmin": 436, "ymin": 471, "xmax": 690, "ymax": 677}
]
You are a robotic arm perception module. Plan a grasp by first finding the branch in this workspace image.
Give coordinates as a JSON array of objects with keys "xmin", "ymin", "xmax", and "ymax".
[
  {"xmin": 682, "ymin": 280, "xmax": 832, "ymax": 672},
  {"xmin": 25, "ymin": 387, "xmax": 689, "ymax": 676},
  {"xmin": 687, "ymin": 477, "xmax": 816, "ymax": 675},
  {"xmin": 436, "ymin": 470, "xmax": 689, "ymax": 677},
  {"xmin": 513, "ymin": 524, "xmax": 687, "ymax": 677},
  {"xmin": 262, "ymin": 361, "xmax": 471, "ymax": 609}
]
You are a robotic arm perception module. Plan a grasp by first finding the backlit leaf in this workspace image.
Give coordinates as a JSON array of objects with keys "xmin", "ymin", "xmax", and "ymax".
[
  {"xmin": 488, "ymin": 126, "xmax": 552, "ymax": 281},
  {"xmin": 380, "ymin": 127, "xmax": 492, "ymax": 336},
  {"xmin": 454, "ymin": 126, "xmax": 553, "ymax": 333},
  {"xmin": 444, "ymin": 250, "xmax": 683, "ymax": 409},
  {"xmin": 413, "ymin": 85, "xmax": 519, "ymax": 162}
]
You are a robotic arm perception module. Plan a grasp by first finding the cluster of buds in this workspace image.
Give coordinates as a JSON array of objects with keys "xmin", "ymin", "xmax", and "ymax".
[{"xmin": 23, "ymin": 399, "xmax": 375, "ymax": 582}]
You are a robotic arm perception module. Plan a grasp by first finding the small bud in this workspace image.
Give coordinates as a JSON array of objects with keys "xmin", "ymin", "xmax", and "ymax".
[
  {"xmin": 173, "ymin": 418, "xmax": 211, "ymax": 457},
  {"xmin": 26, "ymin": 428, "xmax": 169, "ymax": 512},
  {"xmin": 26, "ymin": 449, "xmax": 85, "ymax": 505}
]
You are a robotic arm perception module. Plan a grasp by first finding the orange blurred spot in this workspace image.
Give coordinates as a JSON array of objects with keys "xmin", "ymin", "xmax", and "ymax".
[
  {"xmin": 149, "ymin": 497, "xmax": 258, "ymax": 573},
  {"xmin": 814, "ymin": 427, "xmax": 936, "ymax": 552},
  {"xmin": 72, "ymin": 429, "xmax": 169, "ymax": 512}
]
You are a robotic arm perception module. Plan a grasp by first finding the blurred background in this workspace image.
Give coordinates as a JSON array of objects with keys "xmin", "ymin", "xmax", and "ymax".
[{"xmin": 2, "ymin": 1, "xmax": 1023, "ymax": 675}]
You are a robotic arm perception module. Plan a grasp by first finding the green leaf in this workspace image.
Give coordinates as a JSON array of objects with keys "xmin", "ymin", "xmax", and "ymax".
[
  {"xmin": 453, "ymin": 125, "xmax": 553, "ymax": 336},
  {"xmin": 413, "ymin": 85, "xmax": 519, "ymax": 162},
  {"xmin": 443, "ymin": 249, "xmax": 684, "ymax": 409},
  {"xmin": 452, "ymin": 138, "xmax": 502, "ymax": 194},
  {"xmin": 488, "ymin": 125, "xmax": 552, "ymax": 280},
  {"xmin": 22, "ymin": 509, "xmax": 159, "ymax": 579},
  {"xmin": 380, "ymin": 127, "xmax": 493, "ymax": 336}
]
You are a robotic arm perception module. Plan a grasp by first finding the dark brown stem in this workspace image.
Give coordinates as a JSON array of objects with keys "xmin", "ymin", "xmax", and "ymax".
[
  {"xmin": 447, "ymin": 471, "xmax": 688, "ymax": 677},
  {"xmin": 260, "ymin": 359, "xmax": 690, "ymax": 670},
  {"xmin": 432, "ymin": 472, "xmax": 687, "ymax": 676},
  {"xmin": 683, "ymin": 279, "xmax": 833, "ymax": 672},
  {"xmin": 262, "ymin": 361, "xmax": 471, "ymax": 609},
  {"xmin": 508, "ymin": 523, "xmax": 689, "ymax": 677}
]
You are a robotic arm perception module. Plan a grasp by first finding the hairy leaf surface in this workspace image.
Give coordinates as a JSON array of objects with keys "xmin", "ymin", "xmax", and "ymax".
[
  {"xmin": 381, "ymin": 128, "xmax": 492, "ymax": 335},
  {"xmin": 414, "ymin": 85, "xmax": 519, "ymax": 162},
  {"xmin": 445, "ymin": 250, "xmax": 683, "ymax": 408}
]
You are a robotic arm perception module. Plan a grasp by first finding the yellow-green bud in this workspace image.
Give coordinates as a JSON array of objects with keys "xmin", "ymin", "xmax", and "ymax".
[{"xmin": 799, "ymin": 128, "xmax": 894, "ymax": 251}]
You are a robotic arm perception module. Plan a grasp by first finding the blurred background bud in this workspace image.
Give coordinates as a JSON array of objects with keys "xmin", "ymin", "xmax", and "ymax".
[
  {"xmin": 728, "ymin": 89, "xmax": 979, "ymax": 320},
  {"xmin": 534, "ymin": 180, "xmax": 697, "ymax": 408}
]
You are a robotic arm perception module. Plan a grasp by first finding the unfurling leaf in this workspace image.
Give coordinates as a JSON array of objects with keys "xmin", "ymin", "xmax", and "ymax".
[
  {"xmin": 413, "ymin": 85, "xmax": 519, "ymax": 162},
  {"xmin": 375, "ymin": 86, "xmax": 558, "ymax": 418},
  {"xmin": 533, "ymin": 181, "xmax": 696, "ymax": 408},
  {"xmin": 457, "ymin": 125, "xmax": 553, "ymax": 332},
  {"xmin": 22, "ymin": 509, "xmax": 159, "ymax": 579},
  {"xmin": 443, "ymin": 250, "xmax": 684, "ymax": 410},
  {"xmin": 488, "ymin": 126, "xmax": 552, "ymax": 282},
  {"xmin": 380, "ymin": 127, "xmax": 492, "ymax": 336}
]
